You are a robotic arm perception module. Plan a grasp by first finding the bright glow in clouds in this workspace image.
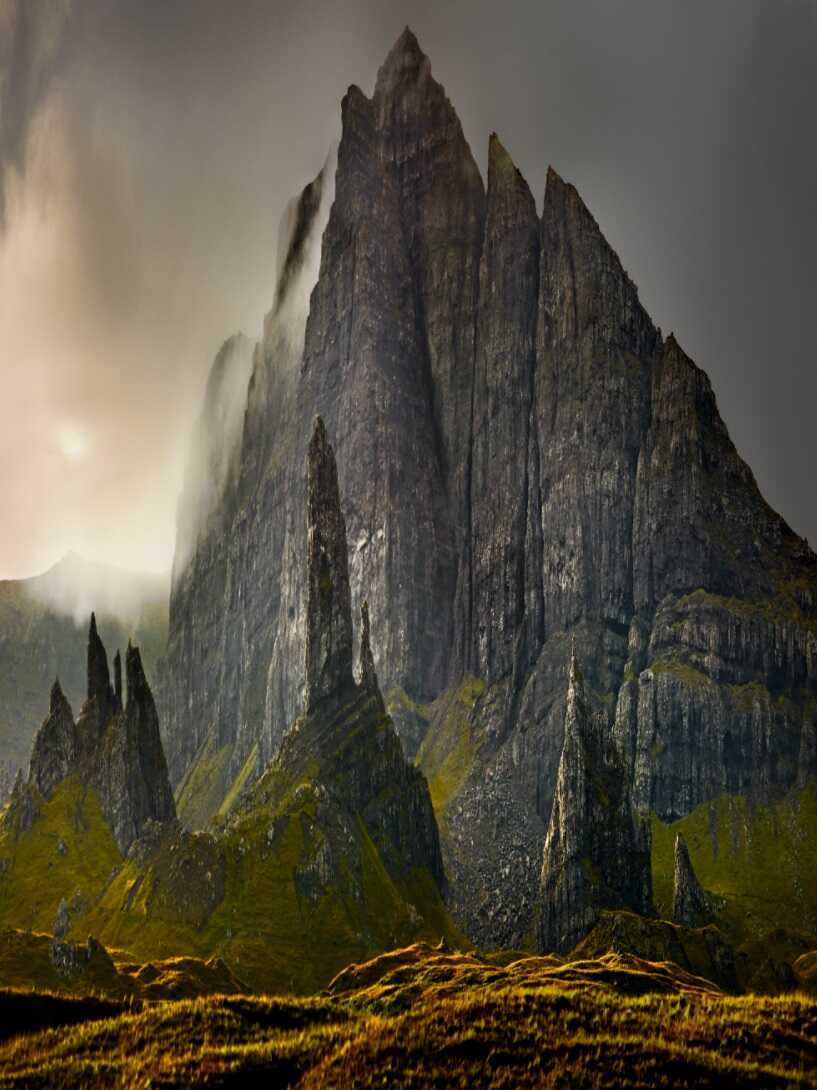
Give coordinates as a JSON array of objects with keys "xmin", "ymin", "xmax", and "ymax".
[{"xmin": 58, "ymin": 426, "xmax": 87, "ymax": 460}]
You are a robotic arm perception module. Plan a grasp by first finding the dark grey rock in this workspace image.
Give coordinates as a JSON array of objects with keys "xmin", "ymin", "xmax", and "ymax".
[
  {"xmin": 305, "ymin": 416, "xmax": 355, "ymax": 713},
  {"xmin": 538, "ymin": 647, "xmax": 652, "ymax": 954},
  {"xmin": 672, "ymin": 832, "xmax": 709, "ymax": 927}
]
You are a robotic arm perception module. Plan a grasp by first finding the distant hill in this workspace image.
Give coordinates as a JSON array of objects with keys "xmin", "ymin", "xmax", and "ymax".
[{"xmin": 0, "ymin": 552, "xmax": 168, "ymax": 792}]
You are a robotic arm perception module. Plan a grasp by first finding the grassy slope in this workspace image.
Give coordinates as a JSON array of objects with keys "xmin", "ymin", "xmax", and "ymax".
[
  {"xmin": 78, "ymin": 699, "xmax": 461, "ymax": 994},
  {"xmin": 0, "ymin": 776, "xmax": 121, "ymax": 934},
  {"xmin": 652, "ymin": 780, "xmax": 817, "ymax": 944},
  {"xmin": 0, "ymin": 944, "xmax": 815, "ymax": 1088}
]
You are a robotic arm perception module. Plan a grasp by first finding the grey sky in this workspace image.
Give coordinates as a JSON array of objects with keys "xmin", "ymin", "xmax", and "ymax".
[{"xmin": 1, "ymin": 0, "xmax": 815, "ymax": 579}]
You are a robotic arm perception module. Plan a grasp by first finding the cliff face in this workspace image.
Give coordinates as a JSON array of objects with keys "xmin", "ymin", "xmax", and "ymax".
[
  {"xmin": 160, "ymin": 29, "xmax": 817, "ymax": 943},
  {"xmin": 5, "ymin": 615, "xmax": 176, "ymax": 854},
  {"xmin": 538, "ymin": 649, "xmax": 652, "ymax": 954}
]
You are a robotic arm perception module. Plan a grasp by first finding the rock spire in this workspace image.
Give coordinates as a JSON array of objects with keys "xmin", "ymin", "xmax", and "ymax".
[
  {"xmin": 672, "ymin": 833, "xmax": 709, "ymax": 927},
  {"xmin": 304, "ymin": 416, "xmax": 355, "ymax": 712},
  {"xmin": 538, "ymin": 647, "xmax": 653, "ymax": 954},
  {"xmin": 358, "ymin": 601, "xmax": 383, "ymax": 709}
]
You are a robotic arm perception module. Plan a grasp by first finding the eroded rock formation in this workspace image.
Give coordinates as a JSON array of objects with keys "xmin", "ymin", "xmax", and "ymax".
[
  {"xmin": 672, "ymin": 833, "xmax": 709, "ymax": 928},
  {"xmin": 538, "ymin": 648, "xmax": 652, "ymax": 953},
  {"xmin": 5, "ymin": 619, "xmax": 176, "ymax": 854}
]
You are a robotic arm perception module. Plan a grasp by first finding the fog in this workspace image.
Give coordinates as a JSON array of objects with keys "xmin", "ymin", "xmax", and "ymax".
[{"xmin": 1, "ymin": 0, "xmax": 815, "ymax": 596}]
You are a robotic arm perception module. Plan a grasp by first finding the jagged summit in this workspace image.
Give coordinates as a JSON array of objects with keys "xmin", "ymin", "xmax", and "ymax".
[
  {"xmin": 4, "ymin": 613, "xmax": 176, "ymax": 853},
  {"xmin": 374, "ymin": 26, "xmax": 431, "ymax": 94},
  {"xmin": 87, "ymin": 612, "xmax": 115, "ymax": 720}
]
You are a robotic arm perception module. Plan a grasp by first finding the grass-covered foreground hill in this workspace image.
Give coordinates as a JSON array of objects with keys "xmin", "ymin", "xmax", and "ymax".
[{"xmin": 1, "ymin": 943, "xmax": 816, "ymax": 1088}]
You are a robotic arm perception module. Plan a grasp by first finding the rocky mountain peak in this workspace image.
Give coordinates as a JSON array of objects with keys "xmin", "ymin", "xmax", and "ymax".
[
  {"xmin": 29, "ymin": 678, "xmax": 77, "ymax": 799},
  {"xmin": 538, "ymin": 649, "xmax": 653, "ymax": 954},
  {"xmin": 374, "ymin": 26, "xmax": 431, "ymax": 97},
  {"xmin": 6, "ymin": 614, "xmax": 176, "ymax": 854},
  {"xmin": 305, "ymin": 416, "xmax": 355, "ymax": 713},
  {"xmin": 487, "ymin": 133, "xmax": 531, "ymax": 199},
  {"xmin": 50, "ymin": 677, "xmax": 71, "ymax": 719},
  {"xmin": 125, "ymin": 641, "xmax": 151, "ymax": 712},
  {"xmin": 672, "ymin": 832, "xmax": 709, "ymax": 927},
  {"xmin": 86, "ymin": 612, "xmax": 114, "ymax": 721}
]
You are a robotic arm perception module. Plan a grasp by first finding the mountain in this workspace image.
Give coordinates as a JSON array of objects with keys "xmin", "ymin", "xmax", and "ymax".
[
  {"xmin": 157, "ymin": 28, "xmax": 817, "ymax": 952},
  {"xmin": 0, "ymin": 552, "xmax": 168, "ymax": 794}
]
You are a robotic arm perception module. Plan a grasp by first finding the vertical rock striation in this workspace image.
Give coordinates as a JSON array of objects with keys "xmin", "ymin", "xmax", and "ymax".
[
  {"xmin": 538, "ymin": 648, "xmax": 652, "ymax": 954},
  {"xmin": 158, "ymin": 29, "xmax": 817, "ymax": 943}
]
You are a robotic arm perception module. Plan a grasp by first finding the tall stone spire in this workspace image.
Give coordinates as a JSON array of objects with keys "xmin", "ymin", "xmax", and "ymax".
[
  {"xmin": 304, "ymin": 417, "xmax": 355, "ymax": 713},
  {"xmin": 28, "ymin": 678, "xmax": 76, "ymax": 799},
  {"xmin": 87, "ymin": 612, "xmax": 114, "ymax": 720},
  {"xmin": 672, "ymin": 832, "xmax": 709, "ymax": 927},
  {"xmin": 358, "ymin": 601, "xmax": 384, "ymax": 710},
  {"xmin": 538, "ymin": 645, "xmax": 653, "ymax": 954}
]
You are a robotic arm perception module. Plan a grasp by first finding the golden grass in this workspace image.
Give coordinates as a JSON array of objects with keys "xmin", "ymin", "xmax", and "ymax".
[{"xmin": 0, "ymin": 943, "xmax": 815, "ymax": 1087}]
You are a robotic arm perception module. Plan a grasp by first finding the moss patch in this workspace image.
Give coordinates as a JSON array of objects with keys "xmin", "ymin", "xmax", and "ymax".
[
  {"xmin": 651, "ymin": 780, "xmax": 817, "ymax": 945},
  {"xmin": 416, "ymin": 676, "xmax": 486, "ymax": 820},
  {"xmin": 0, "ymin": 776, "xmax": 121, "ymax": 934}
]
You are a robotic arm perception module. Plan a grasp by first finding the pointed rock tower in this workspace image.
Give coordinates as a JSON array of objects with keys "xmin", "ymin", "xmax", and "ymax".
[
  {"xmin": 7, "ymin": 615, "xmax": 176, "ymax": 855},
  {"xmin": 305, "ymin": 416, "xmax": 355, "ymax": 712},
  {"xmin": 93, "ymin": 641, "xmax": 176, "ymax": 853},
  {"xmin": 28, "ymin": 679, "xmax": 76, "ymax": 799},
  {"xmin": 274, "ymin": 417, "xmax": 445, "ymax": 887},
  {"xmin": 672, "ymin": 833, "xmax": 709, "ymax": 927},
  {"xmin": 538, "ymin": 646, "xmax": 653, "ymax": 953}
]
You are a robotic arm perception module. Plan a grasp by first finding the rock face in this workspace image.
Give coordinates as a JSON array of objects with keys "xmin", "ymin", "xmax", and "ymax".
[
  {"xmin": 159, "ymin": 29, "xmax": 817, "ymax": 943},
  {"xmin": 538, "ymin": 649, "xmax": 652, "ymax": 953},
  {"xmin": 672, "ymin": 833, "xmax": 709, "ymax": 928},
  {"xmin": 5, "ymin": 618, "xmax": 176, "ymax": 853}
]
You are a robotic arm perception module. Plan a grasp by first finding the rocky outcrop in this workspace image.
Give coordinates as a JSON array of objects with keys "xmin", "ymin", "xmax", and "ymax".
[
  {"xmin": 305, "ymin": 417, "xmax": 355, "ymax": 712},
  {"xmin": 93, "ymin": 642, "xmax": 175, "ymax": 853},
  {"xmin": 159, "ymin": 29, "xmax": 817, "ymax": 944},
  {"xmin": 0, "ymin": 556, "xmax": 167, "ymax": 797},
  {"xmin": 28, "ymin": 680, "xmax": 75, "ymax": 799},
  {"xmin": 6, "ymin": 618, "xmax": 176, "ymax": 854},
  {"xmin": 271, "ymin": 419, "xmax": 444, "ymax": 889},
  {"xmin": 538, "ymin": 648, "xmax": 652, "ymax": 954},
  {"xmin": 672, "ymin": 833, "xmax": 709, "ymax": 928}
]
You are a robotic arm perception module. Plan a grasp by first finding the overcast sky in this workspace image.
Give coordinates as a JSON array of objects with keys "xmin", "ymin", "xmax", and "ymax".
[{"xmin": 1, "ymin": 0, "xmax": 815, "ymax": 580}]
